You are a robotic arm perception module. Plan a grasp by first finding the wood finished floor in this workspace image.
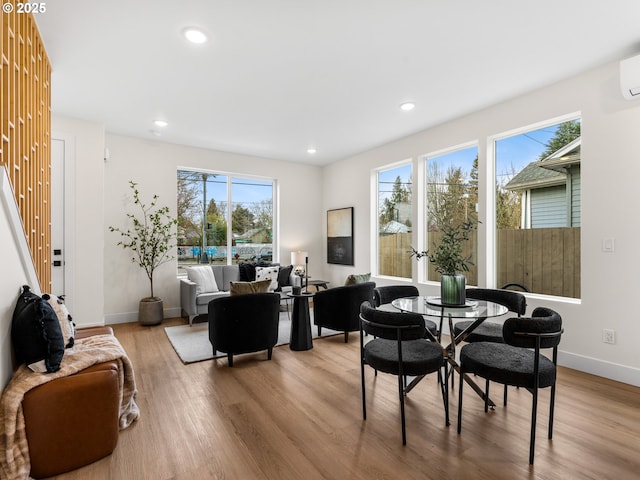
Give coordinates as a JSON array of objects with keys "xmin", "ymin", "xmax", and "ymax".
[{"xmin": 49, "ymin": 317, "xmax": 640, "ymax": 480}]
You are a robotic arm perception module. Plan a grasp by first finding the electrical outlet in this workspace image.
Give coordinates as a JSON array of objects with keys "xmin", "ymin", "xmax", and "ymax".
[{"xmin": 602, "ymin": 329, "xmax": 616, "ymax": 344}]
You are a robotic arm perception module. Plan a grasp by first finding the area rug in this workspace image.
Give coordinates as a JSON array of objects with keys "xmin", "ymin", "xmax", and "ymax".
[{"xmin": 164, "ymin": 311, "xmax": 341, "ymax": 364}]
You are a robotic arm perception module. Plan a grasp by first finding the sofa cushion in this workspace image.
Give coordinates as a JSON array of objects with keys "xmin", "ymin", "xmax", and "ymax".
[
  {"xmin": 220, "ymin": 265, "xmax": 240, "ymax": 291},
  {"xmin": 255, "ymin": 266, "xmax": 280, "ymax": 291},
  {"xmin": 196, "ymin": 291, "xmax": 230, "ymax": 305},
  {"xmin": 345, "ymin": 272, "xmax": 371, "ymax": 285},
  {"xmin": 186, "ymin": 266, "xmax": 219, "ymax": 294},
  {"xmin": 229, "ymin": 279, "xmax": 271, "ymax": 296},
  {"xmin": 11, "ymin": 285, "xmax": 65, "ymax": 373}
]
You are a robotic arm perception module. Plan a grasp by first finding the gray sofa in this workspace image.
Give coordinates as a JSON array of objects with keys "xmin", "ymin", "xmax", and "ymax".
[
  {"xmin": 180, "ymin": 265, "xmax": 240, "ymax": 325},
  {"xmin": 180, "ymin": 263, "xmax": 293, "ymax": 326}
]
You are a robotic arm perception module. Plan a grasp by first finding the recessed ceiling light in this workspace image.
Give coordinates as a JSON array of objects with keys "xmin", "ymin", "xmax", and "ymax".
[
  {"xmin": 400, "ymin": 102, "xmax": 416, "ymax": 111},
  {"xmin": 183, "ymin": 27, "xmax": 207, "ymax": 44},
  {"xmin": 307, "ymin": 148, "xmax": 317, "ymax": 154},
  {"xmin": 153, "ymin": 119, "xmax": 168, "ymax": 128},
  {"xmin": 149, "ymin": 130, "xmax": 162, "ymax": 137}
]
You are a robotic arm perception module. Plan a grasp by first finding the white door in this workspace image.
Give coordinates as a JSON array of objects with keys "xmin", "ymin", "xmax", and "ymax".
[
  {"xmin": 50, "ymin": 135, "xmax": 75, "ymax": 311},
  {"xmin": 50, "ymin": 138, "xmax": 65, "ymax": 296}
]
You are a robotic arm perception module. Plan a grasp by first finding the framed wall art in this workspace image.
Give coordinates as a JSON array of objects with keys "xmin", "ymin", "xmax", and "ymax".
[{"xmin": 327, "ymin": 207, "xmax": 354, "ymax": 265}]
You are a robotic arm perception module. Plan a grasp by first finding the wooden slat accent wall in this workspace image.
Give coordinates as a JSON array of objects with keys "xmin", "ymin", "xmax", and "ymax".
[{"xmin": 1, "ymin": 4, "xmax": 52, "ymax": 291}]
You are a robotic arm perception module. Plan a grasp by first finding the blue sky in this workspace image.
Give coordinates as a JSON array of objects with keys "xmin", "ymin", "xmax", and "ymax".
[{"xmin": 379, "ymin": 121, "xmax": 569, "ymax": 194}]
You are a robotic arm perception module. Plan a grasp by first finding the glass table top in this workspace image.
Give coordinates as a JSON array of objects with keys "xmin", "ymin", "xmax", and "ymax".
[{"xmin": 391, "ymin": 296, "xmax": 508, "ymax": 319}]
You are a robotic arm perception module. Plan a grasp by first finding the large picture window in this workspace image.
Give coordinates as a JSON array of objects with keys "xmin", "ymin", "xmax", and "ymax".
[
  {"xmin": 176, "ymin": 170, "xmax": 275, "ymax": 274},
  {"xmin": 494, "ymin": 116, "xmax": 581, "ymax": 298},
  {"xmin": 376, "ymin": 163, "xmax": 412, "ymax": 278},
  {"xmin": 425, "ymin": 145, "xmax": 479, "ymax": 285}
]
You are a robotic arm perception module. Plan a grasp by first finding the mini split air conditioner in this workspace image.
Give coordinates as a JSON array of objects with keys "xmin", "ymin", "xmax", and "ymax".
[{"xmin": 620, "ymin": 54, "xmax": 640, "ymax": 100}]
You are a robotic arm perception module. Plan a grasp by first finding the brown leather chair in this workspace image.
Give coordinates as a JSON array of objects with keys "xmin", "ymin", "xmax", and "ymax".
[{"xmin": 22, "ymin": 327, "xmax": 121, "ymax": 479}]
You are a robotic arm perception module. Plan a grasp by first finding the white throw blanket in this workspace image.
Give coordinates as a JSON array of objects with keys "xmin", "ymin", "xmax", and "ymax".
[{"xmin": 0, "ymin": 333, "xmax": 140, "ymax": 480}]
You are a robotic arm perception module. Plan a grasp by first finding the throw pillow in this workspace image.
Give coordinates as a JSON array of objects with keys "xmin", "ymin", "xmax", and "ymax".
[
  {"xmin": 238, "ymin": 262, "xmax": 257, "ymax": 282},
  {"xmin": 186, "ymin": 266, "xmax": 219, "ymax": 294},
  {"xmin": 345, "ymin": 273, "xmax": 371, "ymax": 285},
  {"xmin": 255, "ymin": 266, "xmax": 280, "ymax": 292},
  {"xmin": 229, "ymin": 279, "xmax": 272, "ymax": 296},
  {"xmin": 43, "ymin": 293, "xmax": 76, "ymax": 348},
  {"xmin": 11, "ymin": 285, "xmax": 65, "ymax": 373},
  {"xmin": 276, "ymin": 265, "xmax": 293, "ymax": 292}
]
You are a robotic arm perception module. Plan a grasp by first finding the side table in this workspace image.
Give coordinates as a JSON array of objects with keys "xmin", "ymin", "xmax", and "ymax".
[{"xmin": 288, "ymin": 292, "xmax": 314, "ymax": 351}]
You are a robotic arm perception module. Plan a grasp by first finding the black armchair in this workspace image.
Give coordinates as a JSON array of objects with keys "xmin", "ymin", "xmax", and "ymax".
[
  {"xmin": 457, "ymin": 306, "xmax": 563, "ymax": 464},
  {"xmin": 208, "ymin": 293, "xmax": 280, "ymax": 367},
  {"xmin": 313, "ymin": 282, "xmax": 375, "ymax": 342}
]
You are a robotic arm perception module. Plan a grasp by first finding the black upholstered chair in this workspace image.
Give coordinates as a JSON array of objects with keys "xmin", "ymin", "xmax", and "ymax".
[
  {"xmin": 452, "ymin": 288, "xmax": 527, "ymax": 403},
  {"xmin": 457, "ymin": 306, "xmax": 563, "ymax": 464},
  {"xmin": 208, "ymin": 293, "xmax": 280, "ymax": 367},
  {"xmin": 313, "ymin": 282, "xmax": 375, "ymax": 343},
  {"xmin": 373, "ymin": 285, "xmax": 438, "ymax": 337},
  {"xmin": 373, "ymin": 285, "xmax": 419, "ymax": 307},
  {"xmin": 453, "ymin": 288, "xmax": 527, "ymax": 343},
  {"xmin": 360, "ymin": 302, "xmax": 447, "ymax": 445}
]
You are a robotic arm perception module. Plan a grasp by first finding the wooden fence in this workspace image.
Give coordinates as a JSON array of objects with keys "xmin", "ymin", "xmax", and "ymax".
[{"xmin": 379, "ymin": 227, "xmax": 580, "ymax": 298}]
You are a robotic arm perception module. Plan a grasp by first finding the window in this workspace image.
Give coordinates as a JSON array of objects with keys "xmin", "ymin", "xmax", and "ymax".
[
  {"xmin": 376, "ymin": 163, "xmax": 412, "ymax": 278},
  {"xmin": 494, "ymin": 116, "xmax": 581, "ymax": 298},
  {"xmin": 177, "ymin": 170, "xmax": 275, "ymax": 274},
  {"xmin": 425, "ymin": 145, "xmax": 479, "ymax": 285}
]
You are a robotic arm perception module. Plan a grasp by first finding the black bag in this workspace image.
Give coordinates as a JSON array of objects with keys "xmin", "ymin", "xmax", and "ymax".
[{"xmin": 11, "ymin": 285, "xmax": 65, "ymax": 373}]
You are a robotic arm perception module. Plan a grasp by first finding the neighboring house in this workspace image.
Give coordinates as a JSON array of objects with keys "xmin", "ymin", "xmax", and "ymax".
[
  {"xmin": 505, "ymin": 137, "xmax": 581, "ymax": 228},
  {"xmin": 380, "ymin": 220, "xmax": 411, "ymax": 235}
]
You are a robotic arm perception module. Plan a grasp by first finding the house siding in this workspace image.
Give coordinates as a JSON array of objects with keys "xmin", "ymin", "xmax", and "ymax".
[
  {"xmin": 531, "ymin": 185, "xmax": 567, "ymax": 228},
  {"xmin": 571, "ymin": 166, "xmax": 581, "ymax": 227}
]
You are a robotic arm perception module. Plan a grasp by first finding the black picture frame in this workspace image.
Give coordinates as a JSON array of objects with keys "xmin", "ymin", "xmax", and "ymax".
[{"xmin": 327, "ymin": 207, "xmax": 354, "ymax": 265}]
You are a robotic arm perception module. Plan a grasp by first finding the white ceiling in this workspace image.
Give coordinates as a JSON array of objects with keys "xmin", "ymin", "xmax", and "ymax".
[{"xmin": 35, "ymin": 1, "xmax": 640, "ymax": 166}]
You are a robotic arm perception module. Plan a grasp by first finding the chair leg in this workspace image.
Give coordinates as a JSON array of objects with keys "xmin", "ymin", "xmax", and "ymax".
[
  {"xmin": 344, "ymin": 331, "xmax": 349, "ymax": 343},
  {"xmin": 549, "ymin": 381, "xmax": 557, "ymax": 439},
  {"xmin": 361, "ymin": 362, "xmax": 367, "ymax": 420},
  {"xmin": 267, "ymin": 347, "xmax": 273, "ymax": 360},
  {"xmin": 504, "ymin": 385, "xmax": 508, "ymax": 406},
  {"xmin": 529, "ymin": 387, "xmax": 539, "ymax": 464},
  {"xmin": 484, "ymin": 379, "xmax": 490, "ymax": 413},
  {"xmin": 457, "ymin": 367, "xmax": 464, "ymax": 434},
  {"xmin": 443, "ymin": 361, "xmax": 450, "ymax": 426},
  {"xmin": 227, "ymin": 353, "xmax": 234, "ymax": 367},
  {"xmin": 317, "ymin": 326, "xmax": 322, "ymax": 336},
  {"xmin": 398, "ymin": 374, "xmax": 407, "ymax": 445}
]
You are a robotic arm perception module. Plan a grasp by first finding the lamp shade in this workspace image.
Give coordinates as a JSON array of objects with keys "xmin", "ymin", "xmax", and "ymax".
[{"xmin": 291, "ymin": 251, "xmax": 308, "ymax": 267}]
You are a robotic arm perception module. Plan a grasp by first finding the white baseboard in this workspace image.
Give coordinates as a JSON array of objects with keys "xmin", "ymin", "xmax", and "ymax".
[
  {"xmin": 558, "ymin": 350, "xmax": 640, "ymax": 387},
  {"xmin": 105, "ymin": 307, "xmax": 183, "ymax": 325}
]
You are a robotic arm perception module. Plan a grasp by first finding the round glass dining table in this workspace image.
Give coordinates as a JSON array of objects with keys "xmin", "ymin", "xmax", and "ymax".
[{"xmin": 391, "ymin": 295, "xmax": 509, "ymax": 409}]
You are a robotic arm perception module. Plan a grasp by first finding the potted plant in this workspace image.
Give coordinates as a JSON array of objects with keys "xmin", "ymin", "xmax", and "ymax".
[
  {"xmin": 410, "ymin": 219, "xmax": 476, "ymax": 305},
  {"xmin": 109, "ymin": 181, "xmax": 178, "ymax": 325}
]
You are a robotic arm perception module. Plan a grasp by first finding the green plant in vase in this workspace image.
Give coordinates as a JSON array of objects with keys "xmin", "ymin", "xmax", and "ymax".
[
  {"xmin": 109, "ymin": 180, "xmax": 178, "ymax": 325},
  {"xmin": 411, "ymin": 219, "xmax": 477, "ymax": 305}
]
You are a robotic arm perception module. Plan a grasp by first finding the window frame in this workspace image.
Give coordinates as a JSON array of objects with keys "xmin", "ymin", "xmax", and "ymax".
[{"xmin": 176, "ymin": 167, "xmax": 278, "ymax": 274}]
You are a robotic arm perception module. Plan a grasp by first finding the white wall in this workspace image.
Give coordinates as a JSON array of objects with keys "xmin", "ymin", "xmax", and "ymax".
[
  {"xmin": 102, "ymin": 134, "xmax": 324, "ymax": 323},
  {"xmin": 322, "ymin": 60, "xmax": 640, "ymax": 386}
]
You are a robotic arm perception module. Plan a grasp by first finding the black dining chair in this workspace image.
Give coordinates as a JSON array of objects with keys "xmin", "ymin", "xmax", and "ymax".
[
  {"xmin": 373, "ymin": 285, "xmax": 438, "ymax": 337},
  {"xmin": 359, "ymin": 302, "xmax": 448, "ymax": 445},
  {"xmin": 457, "ymin": 306, "xmax": 563, "ymax": 464},
  {"xmin": 452, "ymin": 288, "xmax": 527, "ymax": 404}
]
